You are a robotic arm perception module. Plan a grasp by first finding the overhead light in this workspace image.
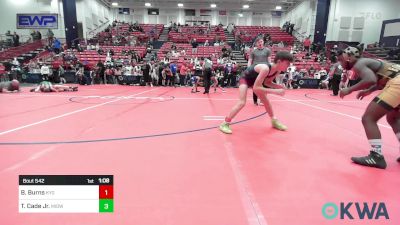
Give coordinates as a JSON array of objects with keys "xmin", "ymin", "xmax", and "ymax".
[
  {"xmin": 276, "ymin": 6, "xmax": 282, "ymax": 10},
  {"xmin": 111, "ymin": 2, "xmax": 118, "ymax": 6},
  {"xmin": 177, "ymin": 3, "xmax": 183, "ymax": 7},
  {"xmin": 211, "ymin": 4, "xmax": 217, "ymax": 8},
  {"xmin": 243, "ymin": 5, "xmax": 249, "ymax": 9},
  {"xmin": 145, "ymin": 3, "xmax": 151, "ymax": 7},
  {"xmin": 238, "ymin": 13, "xmax": 243, "ymax": 17}
]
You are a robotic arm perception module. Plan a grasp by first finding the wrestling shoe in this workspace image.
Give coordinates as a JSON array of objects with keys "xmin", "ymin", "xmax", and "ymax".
[
  {"xmin": 351, "ymin": 151, "xmax": 387, "ymax": 169},
  {"xmin": 72, "ymin": 87, "xmax": 78, "ymax": 91},
  {"xmin": 271, "ymin": 118, "xmax": 287, "ymax": 131},
  {"xmin": 219, "ymin": 122, "xmax": 232, "ymax": 134},
  {"xmin": 397, "ymin": 157, "xmax": 400, "ymax": 163}
]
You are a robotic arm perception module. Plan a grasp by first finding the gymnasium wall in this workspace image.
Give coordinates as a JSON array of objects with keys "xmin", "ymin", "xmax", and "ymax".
[
  {"xmin": 326, "ymin": 0, "xmax": 400, "ymax": 45},
  {"xmin": 0, "ymin": 0, "xmax": 66, "ymax": 40},
  {"xmin": 0, "ymin": 0, "xmax": 113, "ymax": 41},
  {"xmin": 76, "ymin": 0, "xmax": 113, "ymax": 39},
  {"xmin": 280, "ymin": 0, "xmax": 317, "ymax": 40},
  {"xmin": 112, "ymin": 8, "xmax": 281, "ymax": 27}
]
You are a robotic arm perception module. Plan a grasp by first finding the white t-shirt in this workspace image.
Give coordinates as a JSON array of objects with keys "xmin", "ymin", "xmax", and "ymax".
[
  {"xmin": 41, "ymin": 65, "xmax": 50, "ymax": 75},
  {"xmin": 133, "ymin": 66, "xmax": 142, "ymax": 76},
  {"xmin": 124, "ymin": 66, "xmax": 133, "ymax": 75}
]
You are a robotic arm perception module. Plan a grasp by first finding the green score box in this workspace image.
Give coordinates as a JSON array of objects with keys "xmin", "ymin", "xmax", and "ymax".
[{"xmin": 99, "ymin": 199, "xmax": 114, "ymax": 213}]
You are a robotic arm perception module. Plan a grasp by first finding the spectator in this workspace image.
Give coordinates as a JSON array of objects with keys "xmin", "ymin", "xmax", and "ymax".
[
  {"xmin": 179, "ymin": 63, "xmax": 188, "ymax": 86},
  {"xmin": 151, "ymin": 63, "xmax": 159, "ymax": 86},
  {"xmin": 299, "ymin": 68, "xmax": 309, "ymax": 78},
  {"xmin": 286, "ymin": 64, "xmax": 296, "ymax": 89},
  {"xmin": 289, "ymin": 23, "xmax": 295, "ymax": 35},
  {"xmin": 171, "ymin": 43, "xmax": 177, "ymax": 51},
  {"xmin": 5, "ymin": 30, "xmax": 12, "ymax": 43},
  {"xmin": 328, "ymin": 61, "xmax": 343, "ymax": 96},
  {"xmin": 204, "ymin": 40, "xmax": 210, "ymax": 46},
  {"xmin": 303, "ymin": 36, "xmax": 311, "ymax": 52},
  {"xmin": 309, "ymin": 65, "xmax": 316, "ymax": 76},
  {"xmin": 142, "ymin": 61, "xmax": 152, "ymax": 86},
  {"xmin": 53, "ymin": 38, "xmax": 61, "ymax": 54},
  {"xmin": 12, "ymin": 57, "xmax": 20, "ymax": 67},
  {"xmin": 104, "ymin": 66, "xmax": 114, "ymax": 84},
  {"xmin": 133, "ymin": 64, "xmax": 142, "ymax": 85},
  {"xmin": 96, "ymin": 60, "xmax": 105, "ymax": 84},
  {"xmin": 58, "ymin": 65, "xmax": 66, "ymax": 84},
  {"xmin": 13, "ymin": 32, "xmax": 20, "ymax": 47},
  {"xmin": 47, "ymin": 29, "xmax": 54, "ymax": 46},
  {"xmin": 30, "ymin": 30, "xmax": 37, "ymax": 41},
  {"xmin": 37, "ymin": 30, "xmax": 42, "ymax": 40},
  {"xmin": 41, "ymin": 64, "xmax": 50, "ymax": 81},
  {"xmin": 169, "ymin": 62, "xmax": 177, "ymax": 87},
  {"xmin": 191, "ymin": 38, "xmax": 198, "ymax": 53},
  {"xmin": 164, "ymin": 65, "xmax": 173, "ymax": 86}
]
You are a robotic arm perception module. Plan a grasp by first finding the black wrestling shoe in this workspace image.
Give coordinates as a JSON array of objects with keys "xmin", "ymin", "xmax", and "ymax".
[
  {"xmin": 72, "ymin": 87, "xmax": 78, "ymax": 91},
  {"xmin": 351, "ymin": 151, "xmax": 387, "ymax": 169},
  {"xmin": 397, "ymin": 157, "xmax": 400, "ymax": 163}
]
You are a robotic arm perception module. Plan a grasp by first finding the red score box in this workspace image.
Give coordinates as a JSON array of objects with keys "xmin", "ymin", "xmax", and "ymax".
[{"xmin": 99, "ymin": 185, "xmax": 113, "ymax": 199}]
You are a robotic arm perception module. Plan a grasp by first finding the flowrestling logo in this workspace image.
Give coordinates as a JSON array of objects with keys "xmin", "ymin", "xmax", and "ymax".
[
  {"xmin": 17, "ymin": 14, "xmax": 58, "ymax": 29},
  {"xmin": 322, "ymin": 202, "xmax": 389, "ymax": 220}
]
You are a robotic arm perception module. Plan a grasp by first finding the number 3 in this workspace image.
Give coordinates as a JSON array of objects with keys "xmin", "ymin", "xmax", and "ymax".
[{"xmin": 104, "ymin": 203, "xmax": 108, "ymax": 210}]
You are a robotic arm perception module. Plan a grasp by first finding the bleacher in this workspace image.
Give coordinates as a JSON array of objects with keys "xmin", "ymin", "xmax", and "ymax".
[
  {"xmin": 364, "ymin": 47, "xmax": 400, "ymax": 64},
  {"xmin": 168, "ymin": 26, "xmax": 226, "ymax": 43},
  {"xmin": 158, "ymin": 42, "xmax": 230, "ymax": 59},
  {"xmin": 157, "ymin": 42, "xmax": 232, "ymax": 69},
  {"xmin": 71, "ymin": 46, "xmax": 146, "ymax": 68},
  {"xmin": 94, "ymin": 23, "xmax": 164, "ymax": 45},
  {"xmin": 111, "ymin": 23, "xmax": 164, "ymax": 39},
  {"xmin": 235, "ymin": 26, "xmax": 294, "ymax": 44},
  {"xmin": 0, "ymin": 40, "xmax": 44, "ymax": 61}
]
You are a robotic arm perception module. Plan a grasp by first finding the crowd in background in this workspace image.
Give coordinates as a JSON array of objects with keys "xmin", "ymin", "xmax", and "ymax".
[{"xmin": 0, "ymin": 21, "xmax": 366, "ymax": 94}]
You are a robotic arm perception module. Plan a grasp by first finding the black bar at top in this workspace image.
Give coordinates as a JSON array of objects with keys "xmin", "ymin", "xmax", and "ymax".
[{"xmin": 19, "ymin": 175, "xmax": 113, "ymax": 185}]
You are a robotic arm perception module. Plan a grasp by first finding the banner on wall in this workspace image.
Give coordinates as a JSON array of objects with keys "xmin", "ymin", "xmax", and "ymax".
[
  {"xmin": 219, "ymin": 11, "xmax": 226, "ymax": 16},
  {"xmin": 271, "ymin": 11, "xmax": 282, "ymax": 17},
  {"xmin": 17, "ymin": 14, "xmax": 58, "ymax": 29},
  {"xmin": 148, "ymin": 8, "xmax": 159, "ymax": 15},
  {"xmin": 200, "ymin": 9, "xmax": 212, "ymax": 16},
  {"xmin": 119, "ymin": 8, "xmax": 131, "ymax": 15}
]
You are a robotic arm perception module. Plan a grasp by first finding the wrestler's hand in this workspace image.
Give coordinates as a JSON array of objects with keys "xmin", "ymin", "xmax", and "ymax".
[
  {"xmin": 356, "ymin": 89, "xmax": 371, "ymax": 100},
  {"xmin": 339, "ymin": 88, "xmax": 352, "ymax": 99}
]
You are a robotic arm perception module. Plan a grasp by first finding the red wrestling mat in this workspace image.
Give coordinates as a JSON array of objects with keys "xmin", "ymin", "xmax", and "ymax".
[{"xmin": 1, "ymin": 85, "xmax": 399, "ymax": 225}]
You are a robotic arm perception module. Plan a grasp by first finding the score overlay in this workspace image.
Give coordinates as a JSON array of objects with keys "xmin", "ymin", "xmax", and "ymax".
[{"xmin": 19, "ymin": 175, "xmax": 113, "ymax": 213}]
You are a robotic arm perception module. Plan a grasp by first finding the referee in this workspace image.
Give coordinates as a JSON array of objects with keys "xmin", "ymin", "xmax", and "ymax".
[{"xmin": 203, "ymin": 57, "xmax": 213, "ymax": 94}]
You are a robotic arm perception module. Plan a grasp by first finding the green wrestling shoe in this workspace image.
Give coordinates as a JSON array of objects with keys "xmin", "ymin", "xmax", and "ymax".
[
  {"xmin": 271, "ymin": 118, "xmax": 287, "ymax": 131},
  {"xmin": 219, "ymin": 122, "xmax": 232, "ymax": 134}
]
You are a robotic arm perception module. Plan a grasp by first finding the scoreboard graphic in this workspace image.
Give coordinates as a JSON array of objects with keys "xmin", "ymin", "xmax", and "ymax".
[{"xmin": 19, "ymin": 175, "xmax": 113, "ymax": 213}]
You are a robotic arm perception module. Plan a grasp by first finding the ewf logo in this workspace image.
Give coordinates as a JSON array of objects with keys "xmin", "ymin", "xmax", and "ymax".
[{"xmin": 17, "ymin": 14, "xmax": 58, "ymax": 29}]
